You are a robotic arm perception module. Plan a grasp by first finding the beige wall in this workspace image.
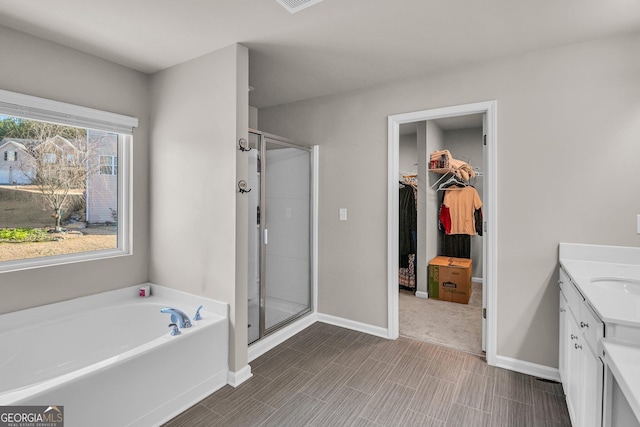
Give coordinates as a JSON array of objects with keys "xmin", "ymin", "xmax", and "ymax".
[
  {"xmin": 425, "ymin": 121, "xmax": 445, "ymax": 290},
  {"xmin": 0, "ymin": 25, "xmax": 149, "ymax": 314},
  {"xmin": 148, "ymin": 44, "xmax": 249, "ymax": 372},
  {"xmin": 258, "ymin": 32, "xmax": 640, "ymax": 368}
]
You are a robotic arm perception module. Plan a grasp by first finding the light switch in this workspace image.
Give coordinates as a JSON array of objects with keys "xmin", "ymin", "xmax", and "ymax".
[{"xmin": 339, "ymin": 208, "xmax": 347, "ymax": 221}]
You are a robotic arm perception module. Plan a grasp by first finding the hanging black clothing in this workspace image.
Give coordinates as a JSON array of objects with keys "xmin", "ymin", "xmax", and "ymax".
[
  {"xmin": 399, "ymin": 185, "xmax": 417, "ymax": 268},
  {"xmin": 474, "ymin": 208, "xmax": 483, "ymax": 236},
  {"xmin": 440, "ymin": 234, "xmax": 471, "ymax": 258}
]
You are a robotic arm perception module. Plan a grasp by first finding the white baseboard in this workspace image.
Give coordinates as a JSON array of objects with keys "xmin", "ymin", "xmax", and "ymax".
[
  {"xmin": 248, "ymin": 313, "xmax": 318, "ymax": 362},
  {"xmin": 495, "ymin": 355, "xmax": 561, "ymax": 382},
  {"xmin": 415, "ymin": 291, "xmax": 429, "ymax": 299},
  {"xmin": 472, "ymin": 276, "xmax": 483, "ymax": 284},
  {"xmin": 317, "ymin": 313, "xmax": 390, "ymax": 339},
  {"xmin": 227, "ymin": 365, "xmax": 253, "ymax": 388}
]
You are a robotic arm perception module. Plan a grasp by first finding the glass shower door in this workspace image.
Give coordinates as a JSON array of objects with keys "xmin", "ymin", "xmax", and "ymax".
[
  {"xmin": 262, "ymin": 137, "xmax": 312, "ymax": 334},
  {"xmin": 248, "ymin": 130, "xmax": 312, "ymax": 344}
]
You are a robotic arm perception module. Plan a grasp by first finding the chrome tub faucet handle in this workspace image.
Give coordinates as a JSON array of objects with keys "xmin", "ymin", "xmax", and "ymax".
[
  {"xmin": 194, "ymin": 305, "xmax": 203, "ymax": 321},
  {"xmin": 168, "ymin": 323, "xmax": 181, "ymax": 336}
]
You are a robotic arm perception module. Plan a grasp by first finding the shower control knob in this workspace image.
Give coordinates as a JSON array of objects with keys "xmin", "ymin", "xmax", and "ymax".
[
  {"xmin": 238, "ymin": 180, "xmax": 252, "ymax": 193},
  {"xmin": 238, "ymin": 138, "xmax": 251, "ymax": 151}
]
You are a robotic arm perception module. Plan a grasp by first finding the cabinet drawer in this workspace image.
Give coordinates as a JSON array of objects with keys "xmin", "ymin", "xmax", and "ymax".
[
  {"xmin": 581, "ymin": 302, "xmax": 604, "ymax": 353},
  {"xmin": 562, "ymin": 276, "xmax": 584, "ymax": 314}
]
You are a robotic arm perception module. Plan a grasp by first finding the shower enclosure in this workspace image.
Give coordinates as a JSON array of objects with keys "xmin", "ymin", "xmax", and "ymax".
[{"xmin": 247, "ymin": 130, "xmax": 313, "ymax": 344}]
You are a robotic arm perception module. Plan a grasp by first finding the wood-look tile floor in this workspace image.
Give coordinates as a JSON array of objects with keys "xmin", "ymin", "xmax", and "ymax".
[{"xmin": 164, "ymin": 322, "xmax": 571, "ymax": 427}]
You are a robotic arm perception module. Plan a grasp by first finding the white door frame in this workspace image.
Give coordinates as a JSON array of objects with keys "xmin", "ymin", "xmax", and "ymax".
[{"xmin": 387, "ymin": 100, "xmax": 497, "ymax": 366}]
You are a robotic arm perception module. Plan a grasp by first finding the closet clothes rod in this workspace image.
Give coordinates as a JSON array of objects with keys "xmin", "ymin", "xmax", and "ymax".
[{"xmin": 399, "ymin": 181, "xmax": 417, "ymax": 189}]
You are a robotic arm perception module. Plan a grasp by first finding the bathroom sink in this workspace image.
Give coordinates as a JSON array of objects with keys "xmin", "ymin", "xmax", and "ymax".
[{"xmin": 591, "ymin": 277, "xmax": 640, "ymax": 296}]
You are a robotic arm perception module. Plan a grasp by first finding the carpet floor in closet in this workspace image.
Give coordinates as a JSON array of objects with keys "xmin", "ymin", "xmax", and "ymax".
[{"xmin": 399, "ymin": 281, "xmax": 483, "ymax": 355}]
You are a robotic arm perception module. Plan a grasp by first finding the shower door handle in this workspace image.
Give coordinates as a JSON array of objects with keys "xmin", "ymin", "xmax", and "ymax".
[{"xmin": 263, "ymin": 229, "xmax": 268, "ymax": 245}]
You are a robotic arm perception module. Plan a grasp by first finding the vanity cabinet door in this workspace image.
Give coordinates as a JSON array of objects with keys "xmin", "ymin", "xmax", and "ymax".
[
  {"xmin": 560, "ymin": 266, "xmax": 605, "ymax": 427},
  {"xmin": 566, "ymin": 310, "xmax": 602, "ymax": 427},
  {"xmin": 580, "ymin": 302, "xmax": 604, "ymax": 427},
  {"xmin": 566, "ymin": 307, "xmax": 583, "ymax": 425},
  {"xmin": 581, "ymin": 339, "xmax": 604, "ymax": 427}
]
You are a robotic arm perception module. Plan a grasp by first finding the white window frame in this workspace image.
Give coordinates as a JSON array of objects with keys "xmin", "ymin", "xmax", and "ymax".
[
  {"xmin": 0, "ymin": 89, "xmax": 137, "ymax": 273},
  {"xmin": 5, "ymin": 150, "xmax": 17, "ymax": 162},
  {"xmin": 44, "ymin": 152, "xmax": 57, "ymax": 163},
  {"xmin": 99, "ymin": 155, "xmax": 117, "ymax": 175}
]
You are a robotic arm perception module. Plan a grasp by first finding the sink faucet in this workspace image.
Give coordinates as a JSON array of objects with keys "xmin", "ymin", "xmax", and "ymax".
[{"xmin": 160, "ymin": 307, "xmax": 192, "ymax": 329}]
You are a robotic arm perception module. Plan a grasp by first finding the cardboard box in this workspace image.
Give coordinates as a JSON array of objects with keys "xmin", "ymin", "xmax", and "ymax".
[{"xmin": 428, "ymin": 256, "xmax": 472, "ymax": 304}]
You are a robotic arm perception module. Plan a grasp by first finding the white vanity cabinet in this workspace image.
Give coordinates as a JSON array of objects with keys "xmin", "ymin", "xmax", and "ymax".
[
  {"xmin": 559, "ymin": 266, "xmax": 604, "ymax": 427},
  {"xmin": 560, "ymin": 243, "xmax": 640, "ymax": 427}
]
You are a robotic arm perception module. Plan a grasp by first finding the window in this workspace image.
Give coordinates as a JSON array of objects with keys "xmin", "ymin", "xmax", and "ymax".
[
  {"xmin": 44, "ymin": 152, "xmax": 57, "ymax": 163},
  {"xmin": 0, "ymin": 89, "xmax": 137, "ymax": 272},
  {"xmin": 99, "ymin": 155, "xmax": 117, "ymax": 175}
]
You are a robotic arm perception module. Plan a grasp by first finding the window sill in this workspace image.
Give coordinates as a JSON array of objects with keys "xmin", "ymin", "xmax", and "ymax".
[{"xmin": 0, "ymin": 248, "xmax": 132, "ymax": 274}]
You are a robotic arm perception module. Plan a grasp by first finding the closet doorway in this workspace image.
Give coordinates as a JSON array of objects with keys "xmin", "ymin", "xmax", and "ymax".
[
  {"xmin": 388, "ymin": 101, "xmax": 497, "ymax": 366},
  {"xmin": 399, "ymin": 116, "xmax": 484, "ymax": 355},
  {"xmin": 247, "ymin": 130, "xmax": 314, "ymax": 345}
]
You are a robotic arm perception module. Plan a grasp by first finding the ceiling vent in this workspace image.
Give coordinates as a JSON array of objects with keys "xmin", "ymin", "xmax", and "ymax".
[{"xmin": 276, "ymin": 0, "xmax": 324, "ymax": 14}]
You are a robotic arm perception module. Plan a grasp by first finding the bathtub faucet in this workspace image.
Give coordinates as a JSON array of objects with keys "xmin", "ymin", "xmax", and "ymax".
[{"xmin": 160, "ymin": 307, "xmax": 192, "ymax": 329}]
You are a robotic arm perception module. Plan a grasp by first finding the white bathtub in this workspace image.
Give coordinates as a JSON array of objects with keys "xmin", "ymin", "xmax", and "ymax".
[{"xmin": 0, "ymin": 283, "xmax": 229, "ymax": 427}]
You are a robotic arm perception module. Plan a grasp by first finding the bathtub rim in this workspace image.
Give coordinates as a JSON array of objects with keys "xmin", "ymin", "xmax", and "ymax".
[{"xmin": 0, "ymin": 282, "xmax": 229, "ymax": 331}]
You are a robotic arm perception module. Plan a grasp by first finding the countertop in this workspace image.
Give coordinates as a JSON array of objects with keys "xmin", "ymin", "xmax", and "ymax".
[{"xmin": 559, "ymin": 243, "xmax": 640, "ymax": 327}]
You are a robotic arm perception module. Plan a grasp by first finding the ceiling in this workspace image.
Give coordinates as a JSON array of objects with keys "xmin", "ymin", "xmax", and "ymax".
[{"xmin": 0, "ymin": 0, "xmax": 639, "ymax": 108}]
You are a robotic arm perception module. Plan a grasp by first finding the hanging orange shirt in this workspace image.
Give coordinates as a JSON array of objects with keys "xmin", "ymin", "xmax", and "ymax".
[{"xmin": 443, "ymin": 186, "xmax": 482, "ymax": 235}]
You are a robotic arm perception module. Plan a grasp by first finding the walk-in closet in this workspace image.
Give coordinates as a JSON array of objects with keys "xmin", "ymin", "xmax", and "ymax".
[{"xmin": 398, "ymin": 114, "xmax": 485, "ymax": 355}]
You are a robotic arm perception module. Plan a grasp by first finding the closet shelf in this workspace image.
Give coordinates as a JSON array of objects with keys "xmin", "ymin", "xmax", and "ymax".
[
  {"xmin": 428, "ymin": 167, "xmax": 457, "ymax": 175},
  {"xmin": 429, "ymin": 167, "xmax": 482, "ymax": 177}
]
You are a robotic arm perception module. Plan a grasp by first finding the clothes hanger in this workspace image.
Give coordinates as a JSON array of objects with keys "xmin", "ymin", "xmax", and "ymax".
[{"xmin": 437, "ymin": 175, "xmax": 467, "ymax": 191}]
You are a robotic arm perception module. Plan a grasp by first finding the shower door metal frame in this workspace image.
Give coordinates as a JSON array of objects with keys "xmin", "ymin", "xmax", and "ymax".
[{"xmin": 249, "ymin": 129, "xmax": 314, "ymax": 342}]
